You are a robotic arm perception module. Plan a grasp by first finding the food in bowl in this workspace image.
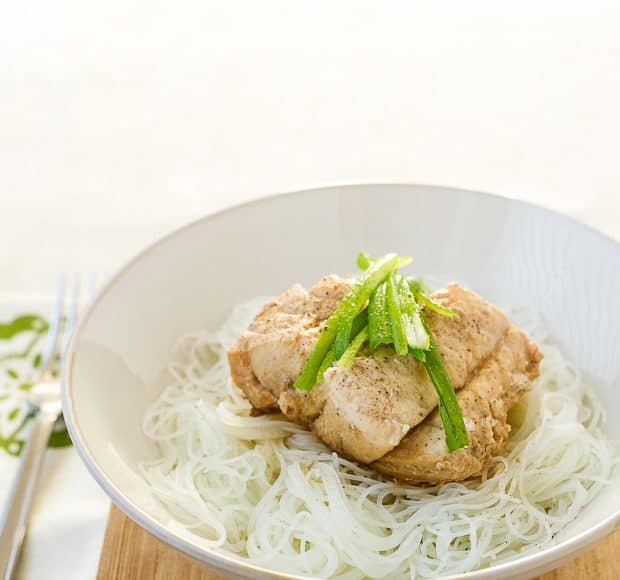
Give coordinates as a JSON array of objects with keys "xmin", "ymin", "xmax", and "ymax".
[{"xmin": 142, "ymin": 252, "xmax": 613, "ymax": 578}]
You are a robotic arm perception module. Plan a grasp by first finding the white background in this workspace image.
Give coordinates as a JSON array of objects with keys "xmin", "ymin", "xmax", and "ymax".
[
  {"xmin": 1, "ymin": 1, "xmax": 620, "ymax": 578},
  {"xmin": 2, "ymin": 1, "xmax": 620, "ymax": 296}
]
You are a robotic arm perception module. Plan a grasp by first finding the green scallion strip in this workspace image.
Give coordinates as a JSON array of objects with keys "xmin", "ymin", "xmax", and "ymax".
[
  {"xmin": 438, "ymin": 404, "xmax": 459, "ymax": 451},
  {"xmin": 316, "ymin": 348, "xmax": 337, "ymax": 384},
  {"xmin": 407, "ymin": 278, "xmax": 456, "ymax": 318},
  {"xmin": 337, "ymin": 326, "xmax": 369, "ymax": 370},
  {"xmin": 407, "ymin": 277, "xmax": 431, "ymax": 295},
  {"xmin": 368, "ymin": 282, "xmax": 391, "ymax": 350},
  {"xmin": 295, "ymin": 253, "xmax": 410, "ymax": 391},
  {"xmin": 421, "ymin": 313, "xmax": 469, "ymax": 451},
  {"xmin": 397, "ymin": 275, "xmax": 430, "ymax": 350},
  {"xmin": 385, "ymin": 272, "xmax": 409, "ymax": 355},
  {"xmin": 317, "ymin": 309, "xmax": 368, "ymax": 383},
  {"xmin": 332, "ymin": 254, "xmax": 411, "ymax": 360},
  {"xmin": 415, "ymin": 291, "xmax": 456, "ymax": 318},
  {"xmin": 356, "ymin": 251, "xmax": 373, "ymax": 270},
  {"xmin": 409, "ymin": 347, "xmax": 427, "ymax": 362}
]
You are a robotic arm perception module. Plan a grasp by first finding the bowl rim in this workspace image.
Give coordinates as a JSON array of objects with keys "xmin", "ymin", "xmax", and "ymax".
[{"xmin": 62, "ymin": 181, "xmax": 620, "ymax": 579}]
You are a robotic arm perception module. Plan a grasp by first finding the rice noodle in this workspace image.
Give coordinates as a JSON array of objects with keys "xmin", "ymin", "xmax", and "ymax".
[{"xmin": 142, "ymin": 299, "xmax": 614, "ymax": 578}]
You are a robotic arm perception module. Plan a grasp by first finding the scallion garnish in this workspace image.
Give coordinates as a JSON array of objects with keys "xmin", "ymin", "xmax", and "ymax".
[
  {"xmin": 368, "ymin": 282, "xmax": 391, "ymax": 350},
  {"xmin": 293, "ymin": 251, "xmax": 469, "ymax": 453},
  {"xmin": 421, "ymin": 313, "xmax": 469, "ymax": 451},
  {"xmin": 409, "ymin": 347, "xmax": 427, "ymax": 362},
  {"xmin": 337, "ymin": 327, "xmax": 369, "ymax": 370},
  {"xmin": 385, "ymin": 272, "xmax": 409, "ymax": 356},
  {"xmin": 294, "ymin": 253, "xmax": 410, "ymax": 391},
  {"xmin": 317, "ymin": 309, "xmax": 368, "ymax": 383},
  {"xmin": 332, "ymin": 254, "xmax": 411, "ymax": 359},
  {"xmin": 396, "ymin": 275, "xmax": 430, "ymax": 350},
  {"xmin": 408, "ymin": 277, "xmax": 456, "ymax": 318},
  {"xmin": 356, "ymin": 251, "xmax": 373, "ymax": 270},
  {"xmin": 407, "ymin": 277, "xmax": 431, "ymax": 295}
]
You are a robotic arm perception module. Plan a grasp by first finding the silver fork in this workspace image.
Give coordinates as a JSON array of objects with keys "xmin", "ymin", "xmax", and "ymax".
[{"xmin": 0, "ymin": 275, "xmax": 82, "ymax": 580}]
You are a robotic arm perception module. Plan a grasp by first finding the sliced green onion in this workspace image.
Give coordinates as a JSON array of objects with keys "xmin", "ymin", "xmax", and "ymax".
[
  {"xmin": 404, "ymin": 309, "xmax": 430, "ymax": 350},
  {"xmin": 368, "ymin": 282, "xmax": 391, "ymax": 350},
  {"xmin": 317, "ymin": 309, "xmax": 368, "ymax": 383},
  {"xmin": 337, "ymin": 327, "xmax": 368, "ymax": 370},
  {"xmin": 397, "ymin": 276, "xmax": 430, "ymax": 350},
  {"xmin": 356, "ymin": 251, "xmax": 373, "ymax": 270},
  {"xmin": 385, "ymin": 273, "xmax": 408, "ymax": 356},
  {"xmin": 295, "ymin": 253, "xmax": 409, "ymax": 391},
  {"xmin": 438, "ymin": 404, "xmax": 459, "ymax": 451},
  {"xmin": 296, "ymin": 249, "xmax": 468, "ymax": 454},
  {"xmin": 332, "ymin": 254, "xmax": 411, "ymax": 360},
  {"xmin": 408, "ymin": 347, "xmax": 427, "ymax": 362},
  {"xmin": 415, "ymin": 291, "xmax": 456, "ymax": 318},
  {"xmin": 407, "ymin": 278, "xmax": 456, "ymax": 318},
  {"xmin": 407, "ymin": 277, "xmax": 431, "ymax": 295},
  {"xmin": 421, "ymin": 313, "xmax": 469, "ymax": 452},
  {"xmin": 317, "ymin": 348, "xmax": 337, "ymax": 384}
]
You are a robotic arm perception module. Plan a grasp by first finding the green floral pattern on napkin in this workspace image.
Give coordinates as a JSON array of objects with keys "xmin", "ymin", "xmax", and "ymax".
[{"xmin": 0, "ymin": 313, "xmax": 71, "ymax": 457}]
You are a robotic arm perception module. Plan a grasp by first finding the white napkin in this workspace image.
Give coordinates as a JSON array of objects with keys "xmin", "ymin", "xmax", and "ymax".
[{"xmin": 0, "ymin": 300, "xmax": 109, "ymax": 580}]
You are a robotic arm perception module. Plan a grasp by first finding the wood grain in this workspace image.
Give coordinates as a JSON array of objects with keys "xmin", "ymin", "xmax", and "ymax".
[
  {"xmin": 98, "ymin": 505, "xmax": 620, "ymax": 580},
  {"xmin": 97, "ymin": 506, "xmax": 223, "ymax": 580}
]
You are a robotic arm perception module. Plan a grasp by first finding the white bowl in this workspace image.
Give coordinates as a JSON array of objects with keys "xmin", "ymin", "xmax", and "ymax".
[{"xmin": 62, "ymin": 184, "xmax": 620, "ymax": 579}]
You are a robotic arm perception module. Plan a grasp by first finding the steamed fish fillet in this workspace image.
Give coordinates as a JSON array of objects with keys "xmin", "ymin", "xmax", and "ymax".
[
  {"xmin": 227, "ymin": 276, "xmax": 535, "ymax": 471},
  {"xmin": 373, "ymin": 326, "xmax": 542, "ymax": 483},
  {"xmin": 280, "ymin": 283, "xmax": 511, "ymax": 462},
  {"xmin": 227, "ymin": 275, "xmax": 354, "ymax": 411}
]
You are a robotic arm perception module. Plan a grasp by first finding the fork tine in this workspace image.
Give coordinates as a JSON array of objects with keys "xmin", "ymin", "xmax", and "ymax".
[
  {"xmin": 61, "ymin": 273, "xmax": 80, "ymax": 355},
  {"xmin": 38, "ymin": 275, "xmax": 67, "ymax": 378}
]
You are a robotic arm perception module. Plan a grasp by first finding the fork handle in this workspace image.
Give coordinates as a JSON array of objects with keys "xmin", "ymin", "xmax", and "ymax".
[{"xmin": 0, "ymin": 410, "xmax": 58, "ymax": 580}]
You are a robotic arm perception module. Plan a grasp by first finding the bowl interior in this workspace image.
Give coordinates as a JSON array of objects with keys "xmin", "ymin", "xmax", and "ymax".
[{"xmin": 64, "ymin": 184, "xmax": 620, "ymax": 578}]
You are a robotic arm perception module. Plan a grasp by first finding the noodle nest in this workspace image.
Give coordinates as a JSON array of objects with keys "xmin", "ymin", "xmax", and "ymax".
[{"xmin": 142, "ymin": 299, "xmax": 613, "ymax": 579}]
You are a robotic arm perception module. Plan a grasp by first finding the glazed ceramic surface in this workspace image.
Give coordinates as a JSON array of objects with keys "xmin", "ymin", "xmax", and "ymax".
[{"xmin": 62, "ymin": 184, "xmax": 620, "ymax": 579}]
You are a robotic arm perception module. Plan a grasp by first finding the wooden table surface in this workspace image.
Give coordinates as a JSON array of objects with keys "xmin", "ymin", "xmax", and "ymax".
[{"xmin": 97, "ymin": 505, "xmax": 620, "ymax": 580}]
